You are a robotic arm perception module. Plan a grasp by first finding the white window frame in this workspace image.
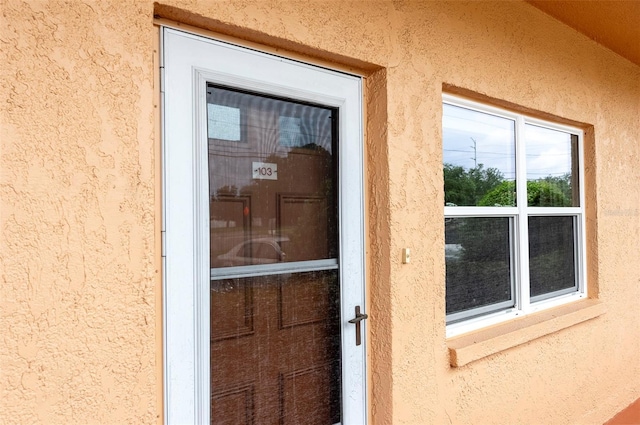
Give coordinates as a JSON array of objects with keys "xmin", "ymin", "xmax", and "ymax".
[{"xmin": 443, "ymin": 94, "xmax": 587, "ymax": 338}]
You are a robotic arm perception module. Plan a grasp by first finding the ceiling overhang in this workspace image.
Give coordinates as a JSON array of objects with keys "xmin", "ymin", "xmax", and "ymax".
[{"xmin": 526, "ymin": 0, "xmax": 640, "ymax": 67}]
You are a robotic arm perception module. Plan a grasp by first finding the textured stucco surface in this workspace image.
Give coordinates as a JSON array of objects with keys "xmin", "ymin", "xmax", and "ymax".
[
  {"xmin": 1, "ymin": 1, "xmax": 158, "ymax": 423},
  {"xmin": 1, "ymin": 1, "xmax": 639, "ymax": 424}
]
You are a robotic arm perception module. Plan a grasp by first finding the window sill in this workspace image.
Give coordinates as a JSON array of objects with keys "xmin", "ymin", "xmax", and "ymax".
[{"xmin": 447, "ymin": 299, "xmax": 605, "ymax": 367}]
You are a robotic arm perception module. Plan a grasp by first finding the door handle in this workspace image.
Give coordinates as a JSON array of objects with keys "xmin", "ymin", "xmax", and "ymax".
[{"xmin": 348, "ymin": 306, "xmax": 368, "ymax": 346}]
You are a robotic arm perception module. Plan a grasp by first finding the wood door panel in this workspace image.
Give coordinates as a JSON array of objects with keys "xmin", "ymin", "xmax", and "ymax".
[
  {"xmin": 211, "ymin": 383, "xmax": 255, "ymax": 425},
  {"xmin": 210, "ymin": 279, "xmax": 254, "ymax": 341},
  {"xmin": 210, "ymin": 196, "xmax": 251, "ymax": 264},
  {"xmin": 279, "ymin": 271, "xmax": 332, "ymax": 328},
  {"xmin": 279, "ymin": 364, "xmax": 337, "ymax": 425},
  {"xmin": 211, "ymin": 271, "xmax": 340, "ymax": 424},
  {"xmin": 277, "ymin": 194, "xmax": 329, "ymax": 263}
]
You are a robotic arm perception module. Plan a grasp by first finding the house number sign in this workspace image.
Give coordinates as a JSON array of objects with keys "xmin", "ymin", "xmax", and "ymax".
[{"xmin": 252, "ymin": 162, "xmax": 278, "ymax": 180}]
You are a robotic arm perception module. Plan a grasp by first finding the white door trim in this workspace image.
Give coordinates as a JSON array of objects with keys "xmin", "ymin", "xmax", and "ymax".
[{"xmin": 161, "ymin": 27, "xmax": 366, "ymax": 424}]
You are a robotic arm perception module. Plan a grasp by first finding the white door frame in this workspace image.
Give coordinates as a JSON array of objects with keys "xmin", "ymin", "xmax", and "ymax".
[{"xmin": 161, "ymin": 27, "xmax": 367, "ymax": 424}]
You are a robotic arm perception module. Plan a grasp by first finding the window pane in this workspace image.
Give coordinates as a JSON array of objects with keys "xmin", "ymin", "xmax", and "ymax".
[
  {"xmin": 207, "ymin": 104, "xmax": 241, "ymax": 141},
  {"xmin": 529, "ymin": 216, "xmax": 577, "ymax": 299},
  {"xmin": 525, "ymin": 125, "xmax": 579, "ymax": 207},
  {"xmin": 443, "ymin": 104, "xmax": 516, "ymax": 206},
  {"xmin": 445, "ymin": 217, "xmax": 513, "ymax": 318}
]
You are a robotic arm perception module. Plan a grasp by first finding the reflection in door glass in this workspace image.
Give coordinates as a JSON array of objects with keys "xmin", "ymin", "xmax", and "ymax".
[
  {"xmin": 207, "ymin": 85, "xmax": 338, "ymax": 267},
  {"xmin": 208, "ymin": 104, "xmax": 242, "ymax": 141}
]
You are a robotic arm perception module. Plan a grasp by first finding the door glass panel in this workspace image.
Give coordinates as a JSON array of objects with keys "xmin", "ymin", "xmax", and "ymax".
[
  {"xmin": 207, "ymin": 85, "xmax": 341, "ymax": 424},
  {"xmin": 208, "ymin": 85, "xmax": 337, "ymax": 267}
]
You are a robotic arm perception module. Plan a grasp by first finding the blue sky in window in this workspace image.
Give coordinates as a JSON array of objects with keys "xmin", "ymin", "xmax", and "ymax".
[
  {"xmin": 525, "ymin": 124, "xmax": 573, "ymax": 179},
  {"xmin": 443, "ymin": 104, "xmax": 573, "ymax": 180},
  {"xmin": 443, "ymin": 104, "xmax": 516, "ymax": 180}
]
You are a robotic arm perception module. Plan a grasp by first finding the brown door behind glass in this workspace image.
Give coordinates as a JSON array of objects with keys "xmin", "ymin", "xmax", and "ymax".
[{"xmin": 207, "ymin": 85, "xmax": 342, "ymax": 424}]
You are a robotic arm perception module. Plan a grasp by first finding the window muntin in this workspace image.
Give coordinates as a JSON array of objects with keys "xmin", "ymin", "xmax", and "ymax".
[{"xmin": 443, "ymin": 95, "xmax": 586, "ymax": 333}]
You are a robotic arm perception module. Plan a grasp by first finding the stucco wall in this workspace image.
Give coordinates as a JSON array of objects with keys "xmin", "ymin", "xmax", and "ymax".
[
  {"xmin": 1, "ymin": 1, "xmax": 639, "ymax": 424},
  {"xmin": 1, "ymin": 1, "xmax": 158, "ymax": 423}
]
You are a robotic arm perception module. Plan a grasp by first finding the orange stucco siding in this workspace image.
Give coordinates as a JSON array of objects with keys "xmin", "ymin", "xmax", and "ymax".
[{"xmin": 1, "ymin": 1, "xmax": 639, "ymax": 424}]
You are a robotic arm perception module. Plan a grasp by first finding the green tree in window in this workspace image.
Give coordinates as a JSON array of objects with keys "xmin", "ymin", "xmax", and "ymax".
[
  {"xmin": 539, "ymin": 173, "xmax": 573, "ymax": 204},
  {"xmin": 478, "ymin": 179, "xmax": 570, "ymax": 207},
  {"xmin": 443, "ymin": 164, "xmax": 505, "ymax": 206}
]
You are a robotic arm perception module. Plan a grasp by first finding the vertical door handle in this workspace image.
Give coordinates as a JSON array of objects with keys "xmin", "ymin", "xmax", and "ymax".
[{"xmin": 348, "ymin": 306, "xmax": 368, "ymax": 346}]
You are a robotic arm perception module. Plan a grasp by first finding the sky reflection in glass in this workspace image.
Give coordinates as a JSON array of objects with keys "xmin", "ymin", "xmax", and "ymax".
[
  {"xmin": 525, "ymin": 125, "xmax": 573, "ymax": 178},
  {"xmin": 442, "ymin": 104, "xmax": 516, "ymax": 180}
]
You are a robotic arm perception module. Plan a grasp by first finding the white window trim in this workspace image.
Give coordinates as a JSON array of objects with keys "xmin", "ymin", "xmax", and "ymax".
[{"xmin": 443, "ymin": 94, "xmax": 587, "ymax": 338}]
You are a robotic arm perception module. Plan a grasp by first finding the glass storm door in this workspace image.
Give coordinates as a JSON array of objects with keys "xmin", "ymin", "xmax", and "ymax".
[
  {"xmin": 208, "ymin": 87, "xmax": 343, "ymax": 425},
  {"xmin": 162, "ymin": 28, "xmax": 366, "ymax": 425}
]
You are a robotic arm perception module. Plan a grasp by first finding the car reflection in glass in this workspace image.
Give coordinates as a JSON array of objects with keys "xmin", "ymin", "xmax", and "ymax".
[{"xmin": 213, "ymin": 237, "xmax": 290, "ymax": 267}]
